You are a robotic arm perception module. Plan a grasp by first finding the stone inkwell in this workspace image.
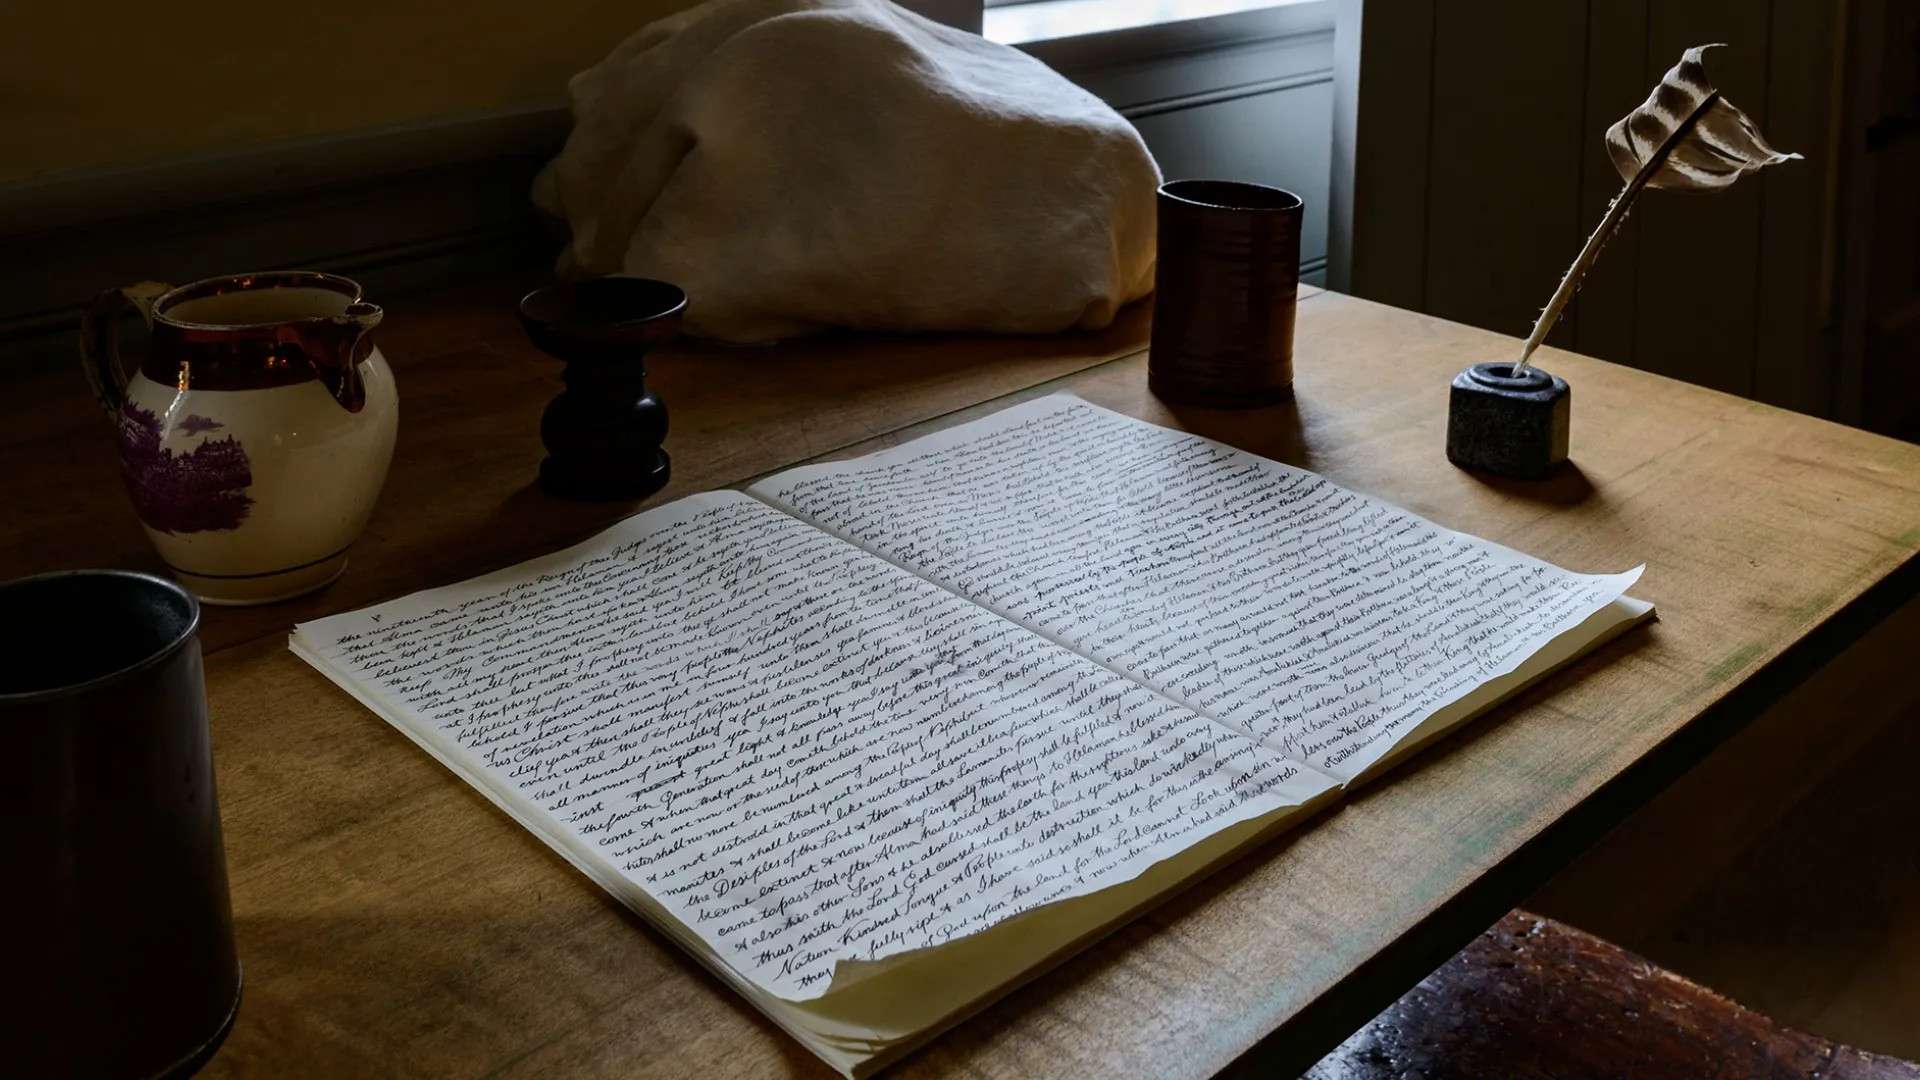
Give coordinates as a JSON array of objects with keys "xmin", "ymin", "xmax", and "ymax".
[
  {"xmin": 518, "ymin": 278, "xmax": 684, "ymax": 502},
  {"xmin": 1446, "ymin": 363, "xmax": 1569, "ymax": 480}
]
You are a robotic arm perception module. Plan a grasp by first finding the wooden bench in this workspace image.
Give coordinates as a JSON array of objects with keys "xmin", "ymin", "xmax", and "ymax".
[{"xmin": 1309, "ymin": 911, "xmax": 1920, "ymax": 1080}]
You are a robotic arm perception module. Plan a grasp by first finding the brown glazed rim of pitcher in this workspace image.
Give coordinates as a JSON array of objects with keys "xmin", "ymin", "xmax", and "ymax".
[
  {"xmin": 0, "ymin": 570, "xmax": 200, "ymax": 703},
  {"xmin": 152, "ymin": 271, "xmax": 364, "ymax": 329},
  {"xmin": 1159, "ymin": 179, "xmax": 1304, "ymax": 214}
]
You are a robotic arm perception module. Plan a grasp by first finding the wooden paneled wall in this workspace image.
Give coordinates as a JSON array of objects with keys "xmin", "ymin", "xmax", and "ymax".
[{"xmin": 1330, "ymin": 0, "xmax": 1887, "ymax": 426}]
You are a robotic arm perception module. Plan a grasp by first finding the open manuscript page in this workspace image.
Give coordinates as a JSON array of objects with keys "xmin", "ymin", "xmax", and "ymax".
[
  {"xmin": 753, "ymin": 396, "xmax": 1646, "ymax": 783},
  {"xmin": 290, "ymin": 491, "xmax": 1334, "ymax": 1007}
]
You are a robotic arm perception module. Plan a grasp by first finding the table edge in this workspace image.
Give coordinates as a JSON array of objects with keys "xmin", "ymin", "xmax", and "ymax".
[{"xmin": 1220, "ymin": 545, "xmax": 1920, "ymax": 1076}]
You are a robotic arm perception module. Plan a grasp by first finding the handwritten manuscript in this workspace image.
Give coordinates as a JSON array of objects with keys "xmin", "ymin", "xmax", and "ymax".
[{"xmin": 291, "ymin": 396, "xmax": 1650, "ymax": 1075}]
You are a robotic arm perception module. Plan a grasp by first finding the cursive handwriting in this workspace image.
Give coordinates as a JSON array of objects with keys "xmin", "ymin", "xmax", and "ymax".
[
  {"xmin": 759, "ymin": 398, "xmax": 1637, "ymax": 780},
  {"xmin": 299, "ymin": 492, "xmax": 1329, "ymax": 1000}
]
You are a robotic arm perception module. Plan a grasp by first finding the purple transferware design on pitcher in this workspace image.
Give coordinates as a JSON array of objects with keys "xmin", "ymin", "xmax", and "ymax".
[{"xmin": 116, "ymin": 404, "xmax": 255, "ymax": 534}]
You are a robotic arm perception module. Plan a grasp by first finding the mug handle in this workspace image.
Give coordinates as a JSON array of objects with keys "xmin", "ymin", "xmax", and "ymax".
[{"xmin": 78, "ymin": 282, "xmax": 171, "ymax": 417}]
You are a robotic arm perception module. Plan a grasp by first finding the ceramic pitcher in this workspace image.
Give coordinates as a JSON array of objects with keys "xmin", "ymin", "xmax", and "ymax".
[{"xmin": 80, "ymin": 272, "xmax": 399, "ymax": 606}]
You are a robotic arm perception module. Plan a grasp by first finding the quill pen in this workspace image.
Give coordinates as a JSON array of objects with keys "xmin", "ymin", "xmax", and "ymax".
[{"xmin": 1513, "ymin": 44, "xmax": 1801, "ymax": 375}]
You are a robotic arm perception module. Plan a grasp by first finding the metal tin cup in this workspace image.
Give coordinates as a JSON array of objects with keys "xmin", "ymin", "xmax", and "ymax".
[
  {"xmin": 1148, "ymin": 180, "xmax": 1304, "ymax": 408},
  {"xmin": 1, "ymin": 570, "xmax": 241, "ymax": 1078}
]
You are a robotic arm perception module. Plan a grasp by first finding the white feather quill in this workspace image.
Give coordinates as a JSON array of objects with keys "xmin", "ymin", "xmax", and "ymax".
[{"xmin": 1512, "ymin": 45, "xmax": 1801, "ymax": 376}]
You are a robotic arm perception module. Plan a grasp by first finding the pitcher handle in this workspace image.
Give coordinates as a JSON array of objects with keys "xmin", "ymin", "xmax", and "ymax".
[{"xmin": 78, "ymin": 282, "xmax": 171, "ymax": 418}]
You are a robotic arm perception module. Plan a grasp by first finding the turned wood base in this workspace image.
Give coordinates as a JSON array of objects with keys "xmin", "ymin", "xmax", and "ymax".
[{"xmin": 539, "ymin": 449, "xmax": 671, "ymax": 503}]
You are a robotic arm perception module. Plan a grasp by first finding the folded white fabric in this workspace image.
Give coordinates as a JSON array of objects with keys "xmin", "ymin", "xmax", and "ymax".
[{"xmin": 533, "ymin": 0, "xmax": 1160, "ymax": 344}]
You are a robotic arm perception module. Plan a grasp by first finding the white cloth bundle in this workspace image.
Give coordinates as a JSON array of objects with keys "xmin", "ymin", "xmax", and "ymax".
[{"xmin": 533, "ymin": 0, "xmax": 1160, "ymax": 343}]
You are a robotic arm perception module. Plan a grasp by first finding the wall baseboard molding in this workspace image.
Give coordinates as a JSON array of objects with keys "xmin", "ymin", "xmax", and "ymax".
[
  {"xmin": 0, "ymin": 103, "xmax": 572, "ymax": 375},
  {"xmin": 1120, "ymin": 68, "xmax": 1333, "ymax": 120},
  {"xmin": 0, "ymin": 100, "xmax": 571, "ymax": 239}
]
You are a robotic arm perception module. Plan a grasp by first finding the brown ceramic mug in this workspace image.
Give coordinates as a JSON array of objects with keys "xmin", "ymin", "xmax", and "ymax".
[{"xmin": 1148, "ymin": 180, "xmax": 1303, "ymax": 408}]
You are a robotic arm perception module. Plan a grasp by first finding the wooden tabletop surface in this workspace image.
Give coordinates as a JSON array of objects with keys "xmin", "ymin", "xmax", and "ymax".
[{"xmin": 6, "ymin": 279, "xmax": 1918, "ymax": 1078}]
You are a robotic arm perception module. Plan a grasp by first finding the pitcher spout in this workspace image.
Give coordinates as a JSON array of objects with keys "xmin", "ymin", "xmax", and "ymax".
[{"xmin": 308, "ymin": 301, "xmax": 384, "ymax": 413}]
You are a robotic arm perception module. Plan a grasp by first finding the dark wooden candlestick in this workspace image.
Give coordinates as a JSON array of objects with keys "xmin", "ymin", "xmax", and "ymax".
[{"xmin": 517, "ymin": 279, "xmax": 683, "ymax": 502}]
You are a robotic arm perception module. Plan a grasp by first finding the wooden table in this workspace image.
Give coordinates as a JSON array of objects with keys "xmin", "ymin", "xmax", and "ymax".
[{"xmin": 6, "ymin": 280, "xmax": 1918, "ymax": 1078}]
